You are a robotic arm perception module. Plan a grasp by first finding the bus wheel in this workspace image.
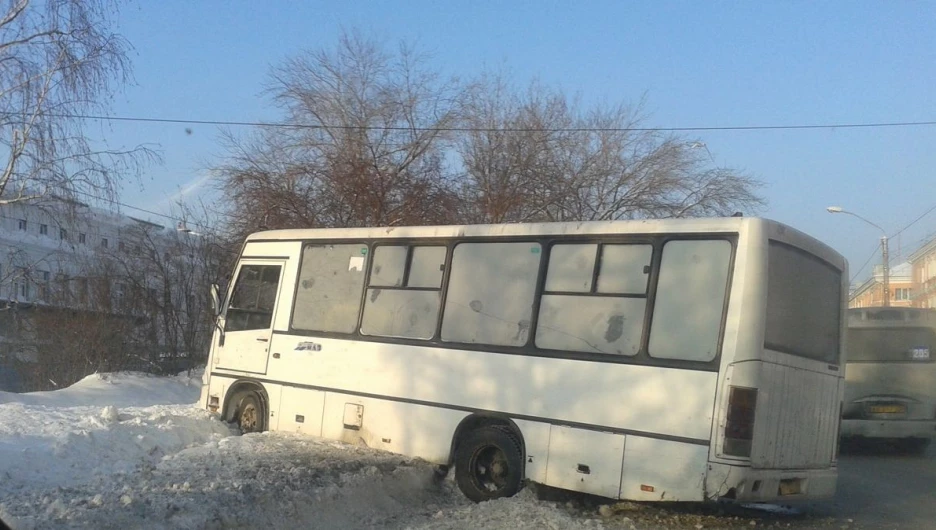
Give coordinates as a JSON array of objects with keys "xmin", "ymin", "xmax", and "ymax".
[
  {"xmin": 236, "ymin": 393, "xmax": 264, "ymax": 434},
  {"xmin": 455, "ymin": 426, "xmax": 523, "ymax": 502}
]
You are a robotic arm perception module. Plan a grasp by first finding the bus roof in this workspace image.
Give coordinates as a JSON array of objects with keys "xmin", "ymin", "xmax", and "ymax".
[
  {"xmin": 250, "ymin": 216, "xmax": 773, "ymax": 240},
  {"xmin": 245, "ymin": 217, "xmax": 844, "ymax": 270}
]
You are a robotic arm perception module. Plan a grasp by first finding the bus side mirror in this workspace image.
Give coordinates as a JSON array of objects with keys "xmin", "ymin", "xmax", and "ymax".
[{"xmin": 210, "ymin": 284, "xmax": 221, "ymax": 317}]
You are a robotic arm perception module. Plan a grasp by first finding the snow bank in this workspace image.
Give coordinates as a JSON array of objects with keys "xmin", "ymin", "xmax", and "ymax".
[
  {"xmin": 0, "ymin": 369, "xmax": 232, "ymax": 493},
  {"xmin": 0, "ymin": 369, "xmax": 204, "ymax": 407}
]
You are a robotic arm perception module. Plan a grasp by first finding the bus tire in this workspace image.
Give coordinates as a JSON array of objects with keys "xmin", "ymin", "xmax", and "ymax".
[
  {"xmin": 454, "ymin": 425, "xmax": 524, "ymax": 502},
  {"xmin": 235, "ymin": 392, "xmax": 264, "ymax": 434}
]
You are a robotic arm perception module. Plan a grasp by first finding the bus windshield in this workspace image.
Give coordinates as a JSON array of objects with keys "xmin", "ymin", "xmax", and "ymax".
[{"xmin": 847, "ymin": 327, "xmax": 936, "ymax": 362}]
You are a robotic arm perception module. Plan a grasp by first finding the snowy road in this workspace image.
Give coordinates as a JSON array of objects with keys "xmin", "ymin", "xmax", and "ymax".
[{"xmin": 0, "ymin": 372, "xmax": 932, "ymax": 530}]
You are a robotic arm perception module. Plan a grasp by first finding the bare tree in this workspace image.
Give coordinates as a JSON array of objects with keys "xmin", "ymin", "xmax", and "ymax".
[
  {"xmin": 7, "ymin": 256, "xmax": 139, "ymax": 391},
  {"xmin": 216, "ymin": 35, "xmax": 764, "ymax": 237},
  {"xmin": 215, "ymin": 31, "xmax": 464, "ymax": 236},
  {"xmin": 457, "ymin": 74, "xmax": 765, "ymax": 223},
  {"xmin": 8, "ymin": 204, "xmax": 229, "ymax": 392},
  {"xmin": 0, "ymin": 0, "xmax": 155, "ymax": 207},
  {"xmin": 106, "ymin": 207, "xmax": 228, "ymax": 369}
]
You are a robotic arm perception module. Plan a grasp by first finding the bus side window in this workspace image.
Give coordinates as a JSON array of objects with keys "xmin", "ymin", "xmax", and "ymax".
[
  {"xmin": 226, "ymin": 264, "xmax": 282, "ymax": 332},
  {"xmin": 648, "ymin": 239, "xmax": 731, "ymax": 362},
  {"xmin": 441, "ymin": 242, "xmax": 541, "ymax": 347},
  {"xmin": 291, "ymin": 244, "xmax": 369, "ymax": 334},
  {"xmin": 536, "ymin": 243, "xmax": 650, "ymax": 356},
  {"xmin": 361, "ymin": 245, "xmax": 446, "ymax": 340}
]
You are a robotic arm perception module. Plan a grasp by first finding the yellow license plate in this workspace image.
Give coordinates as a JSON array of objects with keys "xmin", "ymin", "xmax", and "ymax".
[{"xmin": 869, "ymin": 405, "xmax": 906, "ymax": 414}]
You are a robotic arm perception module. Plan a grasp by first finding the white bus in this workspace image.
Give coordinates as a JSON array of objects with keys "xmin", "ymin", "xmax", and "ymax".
[
  {"xmin": 841, "ymin": 307, "xmax": 936, "ymax": 453},
  {"xmin": 200, "ymin": 217, "xmax": 846, "ymax": 503}
]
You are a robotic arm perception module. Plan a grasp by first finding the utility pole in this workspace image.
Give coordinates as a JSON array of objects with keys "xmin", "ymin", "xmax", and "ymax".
[
  {"xmin": 881, "ymin": 235, "xmax": 890, "ymax": 307},
  {"xmin": 827, "ymin": 206, "xmax": 890, "ymax": 307}
]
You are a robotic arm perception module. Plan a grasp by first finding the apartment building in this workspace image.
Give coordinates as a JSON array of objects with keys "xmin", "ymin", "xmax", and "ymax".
[{"xmin": 849, "ymin": 261, "xmax": 914, "ymax": 308}]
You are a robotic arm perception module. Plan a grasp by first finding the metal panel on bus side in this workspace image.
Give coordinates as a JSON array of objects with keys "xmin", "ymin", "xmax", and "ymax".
[
  {"xmin": 544, "ymin": 426, "xmax": 625, "ymax": 499},
  {"xmin": 277, "ymin": 386, "xmax": 325, "ymax": 436},
  {"xmin": 319, "ymin": 392, "xmax": 463, "ymax": 464},
  {"xmin": 620, "ymin": 436, "xmax": 708, "ymax": 502},
  {"xmin": 513, "ymin": 419, "xmax": 550, "ymax": 484},
  {"xmin": 270, "ymin": 337, "xmax": 718, "ymax": 444}
]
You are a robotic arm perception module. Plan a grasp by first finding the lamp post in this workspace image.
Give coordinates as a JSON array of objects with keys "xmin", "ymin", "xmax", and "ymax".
[
  {"xmin": 827, "ymin": 206, "xmax": 890, "ymax": 307},
  {"xmin": 688, "ymin": 141, "xmax": 717, "ymax": 165},
  {"xmin": 176, "ymin": 221, "xmax": 202, "ymax": 237}
]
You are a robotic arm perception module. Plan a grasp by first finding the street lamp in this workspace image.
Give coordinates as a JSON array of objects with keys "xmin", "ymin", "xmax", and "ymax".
[
  {"xmin": 688, "ymin": 141, "xmax": 717, "ymax": 165},
  {"xmin": 827, "ymin": 206, "xmax": 890, "ymax": 307},
  {"xmin": 176, "ymin": 221, "xmax": 202, "ymax": 237}
]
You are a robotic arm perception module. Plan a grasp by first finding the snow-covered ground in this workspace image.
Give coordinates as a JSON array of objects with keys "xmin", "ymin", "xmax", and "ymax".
[
  {"xmin": 0, "ymin": 371, "xmax": 857, "ymax": 530},
  {"xmin": 0, "ymin": 371, "xmax": 598, "ymax": 529}
]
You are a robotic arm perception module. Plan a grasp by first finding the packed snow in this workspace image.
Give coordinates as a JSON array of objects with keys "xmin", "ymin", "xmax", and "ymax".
[{"xmin": 0, "ymin": 371, "xmax": 855, "ymax": 529}]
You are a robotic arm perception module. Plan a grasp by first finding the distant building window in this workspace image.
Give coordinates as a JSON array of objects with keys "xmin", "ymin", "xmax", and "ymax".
[
  {"xmin": 38, "ymin": 271, "xmax": 50, "ymax": 300},
  {"xmin": 17, "ymin": 219, "xmax": 26, "ymax": 231},
  {"xmin": 79, "ymin": 233, "xmax": 86, "ymax": 244},
  {"xmin": 39, "ymin": 224, "xmax": 48, "ymax": 236},
  {"xmin": 60, "ymin": 228, "xmax": 67, "ymax": 240},
  {"xmin": 15, "ymin": 268, "xmax": 29, "ymax": 300},
  {"xmin": 101, "ymin": 238, "xmax": 108, "ymax": 248},
  {"xmin": 895, "ymin": 288, "xmax": 912, "ymax": 301}
]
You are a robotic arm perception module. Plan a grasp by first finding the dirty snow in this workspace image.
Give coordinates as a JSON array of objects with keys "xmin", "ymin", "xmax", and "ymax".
[{"xmin": 0, "ymin": 371, "xmax": 859, "ymax": 529}]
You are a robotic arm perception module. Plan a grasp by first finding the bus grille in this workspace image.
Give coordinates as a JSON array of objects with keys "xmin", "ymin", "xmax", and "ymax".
[{"xmin": 750, "ymin": 363, "xmax": 840, "ymax": 469}]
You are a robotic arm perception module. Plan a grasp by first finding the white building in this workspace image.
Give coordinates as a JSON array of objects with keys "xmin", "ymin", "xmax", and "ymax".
[
  {"xmin": 0, "ymin": 197, "xmax": 210, "ymax": 391},
  {"xmin": 0, "ymin": 198, "xmax": 169, "ymax": 307}
]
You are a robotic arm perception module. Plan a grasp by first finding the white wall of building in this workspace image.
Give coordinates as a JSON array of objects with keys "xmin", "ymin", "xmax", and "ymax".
[{"xmin": 0, "ymin": 199, "xmax": 171, "ymax": 306}]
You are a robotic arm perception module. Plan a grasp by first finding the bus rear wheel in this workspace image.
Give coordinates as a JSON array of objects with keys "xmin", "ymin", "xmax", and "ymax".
[
  {"xmin": 454, "ymin": 426, "xmax": 523, "ymax": 502},
  {"xmin": 235, "ymin": 393, "xmax": 264, "ymax": 434}
]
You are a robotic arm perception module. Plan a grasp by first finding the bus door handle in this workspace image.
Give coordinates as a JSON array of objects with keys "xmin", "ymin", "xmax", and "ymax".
[{"xmin": 256, "ymin": 337, "xmax": 269, "ymax": 342}]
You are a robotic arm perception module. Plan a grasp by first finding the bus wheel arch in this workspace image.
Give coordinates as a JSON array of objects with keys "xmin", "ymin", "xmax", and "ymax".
[
  {"xmin": 449, "ymin": 415, "xmax": 526, "ymax": 502},
  {"xmin": 222, "ymin": 380, "xmax": 269, "ymax": 434}
]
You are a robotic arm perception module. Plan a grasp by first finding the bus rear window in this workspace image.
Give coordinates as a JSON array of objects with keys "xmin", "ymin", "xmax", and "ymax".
[
  {"xmin": 765, "ymin": 241, "xmax": 842, "ymax": 364},
  {"xmin": 847, "ymin": 328, "xmax": 935, "ymax": 362}
]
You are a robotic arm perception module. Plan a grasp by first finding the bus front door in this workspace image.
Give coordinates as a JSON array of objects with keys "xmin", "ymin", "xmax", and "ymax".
[{"xmin": 215, "ymin": 261, "xmax": 285, "ymax": 374}]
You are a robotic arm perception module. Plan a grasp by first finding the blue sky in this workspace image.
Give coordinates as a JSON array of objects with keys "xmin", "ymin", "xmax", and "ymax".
[{"xmin": 101, "ymin": 1, "xmax": 936, "ymax": 282}]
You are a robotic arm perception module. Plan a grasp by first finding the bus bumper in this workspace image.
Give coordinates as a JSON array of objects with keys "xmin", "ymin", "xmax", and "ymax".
[
  {"xmin": 707, "ymin": 463, "xmax": 837, "ymax": 502},
  {"xmin": 840, "ymin": 419, "xmax": 936, "ymax": 440}
]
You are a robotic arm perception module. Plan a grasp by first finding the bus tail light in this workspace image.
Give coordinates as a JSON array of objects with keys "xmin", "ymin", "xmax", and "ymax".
[{"xmin": 724, "ymin": 386, "xmax": 757, "ymax": 457}]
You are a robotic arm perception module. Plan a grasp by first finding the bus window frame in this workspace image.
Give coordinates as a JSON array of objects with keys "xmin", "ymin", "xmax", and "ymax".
[{"xmin": 282, "ymin": 233, "xmax": 739, "ymax": 373}]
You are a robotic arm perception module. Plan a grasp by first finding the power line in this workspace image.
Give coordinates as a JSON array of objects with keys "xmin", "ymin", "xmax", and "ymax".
[
  {"xmin": 63, "ymin": 189, "xmax": 215, "ymax": 233},
  {"xmin": 891, "ymin": 202, "xmax": 936, "ymax": 238},
  {"xmin": 44, "ymin": 112, "xmax": 936, "ymax": 133},
  {"xmin": 851, "ymin": 246, "xmax": 881, "ymax": 284}
]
